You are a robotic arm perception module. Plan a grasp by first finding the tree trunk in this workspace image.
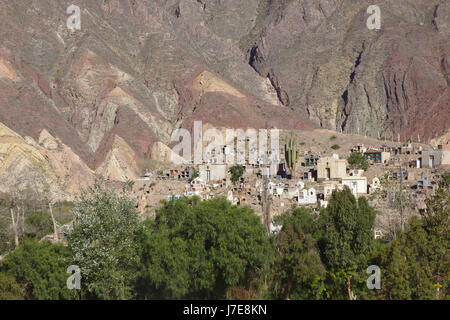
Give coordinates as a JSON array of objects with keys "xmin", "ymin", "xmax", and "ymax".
[
  {"xmin": 10, "ymin": 208, "xmax": 19, "ymax": 248},
  {"xmin": 347, "ymin": 276, "xmax": 356, "ymax": 300},
  {"xmin": 285, "ymin": 280, "xmax": 292, "ymax": 300},
  {"xmin": 21, "ymin": 205, "xmax": 25, "ymax": 235},
  {"xmin": 49, "ymin": 202, "xmax": 58, "ymax": 242}
]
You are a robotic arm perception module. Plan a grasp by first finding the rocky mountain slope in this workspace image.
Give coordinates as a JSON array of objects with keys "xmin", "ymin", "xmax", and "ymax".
[
  {"xmin": 246, "ymin": 0, "xmax": 449, "ymax": 140},
  {"xmin": 0, "ymin": 0, "xmax": 448, "ymax": 196}
]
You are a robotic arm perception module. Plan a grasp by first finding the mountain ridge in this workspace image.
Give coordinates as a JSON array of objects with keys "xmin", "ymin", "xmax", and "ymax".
[{"xmin": 0, "ymin": 0, "xmax": 448, "ymax": 195}]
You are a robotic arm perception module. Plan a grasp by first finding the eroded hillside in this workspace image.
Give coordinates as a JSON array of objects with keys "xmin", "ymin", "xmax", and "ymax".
[{"xmin": 0, "ymin": 0, "xmax": 448, "ymax": 195}]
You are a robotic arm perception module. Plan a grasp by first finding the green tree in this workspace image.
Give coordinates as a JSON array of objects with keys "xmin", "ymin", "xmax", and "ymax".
[
  {"xmin": 0, "ymin": 208, "xmax": 13, "ymax": 254},
  {"xmin": 137, "ymin": 197, "xmax": 273, "ymax": 299},
  {"xmin": 316, "ymin": 187, "xmax": 376, "ymax": 299},
  {"xmin": 368, "ymin": 218, "xmax": 436, "ymax": 299},
  {"xmin": 0, "ymin": 239, "xmax": 74, "ymax": 300},
  {"xmin": 68, "ymin": 182, "xmax": 141, "ymax": 300},
  {"xmin": 0, "ymin": 272, "xmax": 23, "ymax": 300},
  {"xmin": 24, "ymin": 210, "xmax": 53, "ymax": 240},
  {"xmin": 191, "ymin": 168, "xmax": 199, "ymax": 181},
  {"xmin": 368, "ymin": 176, "xmax": 449, "ymax": 300},
  {"xmin": 441, "ymin": 172, "xmax": 450, "ymax": 188},
  {"xmin": 272, "ymin": 207, "xmax": 325, "ymax": 299},
  {"xmin": 230, "ymin": 165, "xmax": 244, "ymax": 184},
  {"xmin": 347, "ymin": 152, "xmax": 369, "ymax": 171},
  {"xmin": 123, "ymin": 179, "xmax": 135, "ymax": 193}
]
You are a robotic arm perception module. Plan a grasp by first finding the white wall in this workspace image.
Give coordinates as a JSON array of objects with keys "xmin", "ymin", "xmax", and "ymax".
[{"xmin": 342, "ymin": 178, "xmax": 367, "ymax": 195}]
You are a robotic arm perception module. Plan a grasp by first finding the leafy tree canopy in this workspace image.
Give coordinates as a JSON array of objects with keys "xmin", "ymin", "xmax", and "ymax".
[
  {"xmin": 272, "ymin": 207, "xmax": 325, "ymax": 300},
  {"xmin": 316, "ymin": 187, "xmax": 376, "ymax": 299},
  {"xmin": 347, "ymin": 152, "xmax": 369, "ymax": 171},
  {"xmin": 367, "ymin": 176, "xmax": 449, "ymax": 300},
  {"xmin": 0, "ymin": 272, "xmax": 23, "ymax": 300},
  {"xmin": 137, "ymin": 196, "xmax": 273, "ymax": 299},
  {"xmin": 0, "ymin": 239, "xmax": 74, "ymax": 300},
  {"xmin": 230, "ymin": 165, "xmax": 245, "ymax": 184},
  {"xmin": 68, "ymin": 182, "xmax": 142, "ymax": 300}
]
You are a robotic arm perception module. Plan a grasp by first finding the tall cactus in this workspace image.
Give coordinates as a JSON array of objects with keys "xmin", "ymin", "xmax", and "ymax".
[{"xmin": 285, "ymin": 133, "xmax": 298, "ymax": 173}]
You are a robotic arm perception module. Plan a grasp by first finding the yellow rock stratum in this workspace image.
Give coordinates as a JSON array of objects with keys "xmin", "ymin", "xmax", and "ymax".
[
  {"xmin": 0, "ymin": 123, "xmax": 95, "ymax": 200},
  {"xmin": 96, "ymin": 135, "xmax": 140, "ymax": 182},
  {"xmin": 0, "ymin": 58, "xmax": 17, "ymax": 81},
  {"xmin": 192, "ymin": 71, "xmax": 245, "ymax": 99}
]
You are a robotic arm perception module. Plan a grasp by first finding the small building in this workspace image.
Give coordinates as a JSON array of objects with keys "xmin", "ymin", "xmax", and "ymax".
[
  {"xmin": 421, "ymin": 147, "xmax": 450, "ymax": 168},
  {"xmin": 303, "ymin": 154, "xmax": 320, "ymax": 167},
  {"xmin": 364, "ymin": 149, "xmax": 391, "ymax": 164},
  {"xmin": 342, "ymin": 176, "xmax": 367, "ymax": 195},
  {"xmin": 320, "ymin": 181, "xmax": 343, "ymax": 200},
  {"xmin": 380, "ymin": 144, "xmax": 393, "ymax": 153},
  {"xmin": 199, "ymin": 164, "xmax": 227, "ymax": 182},
  {"xmin": 178, "ymin": 167, "xmax": 194, "ymax": 181},
  {"xmin": 281, "ymin": 187, "xmax": 298, "ymax": 200},
  {"xmin": 227, "ymin": 190, "xmax": 238, "ymax": 205},
  {"xmin": 185, "ymin": 177, "xmax": 209, "ymax": 197},
  {"xmin": 422, "ymin": 174, "xmax": 430, "ymax": 188},
  {"xmin": 297, "ymin": 188, "xmax": 317, "ymax": 205},
  {"xmin": 267, "ymin": 181, "xmax": 277, "ymax": 195},
  {"xmin": 389, "ymin": 158, "xmax": 402, "ymax": 166},
  {"xmin": 317, "ymin": 155, "xmax": 347, "ymax": 180},
  {"xmin": 163, "ymin": 168, "xmax": 180, "ymax": 179},
  {"xmin": 392, "ymin": 171, "xmax": 409, "ymax": 181},
  {"xmin": 350, "ymin": 144, "xmax": 367, "ymax": 154},
  {"xmin": 406, "ymin": 170, "xmax": 416, "ymax": 182},
  {"xmin": 369, "ymin": 177, "xmax": 382, "ymax": 194},
  {"xmin": 260, "ymin": 163, "xmax": 279, "ymax": 177},
  {"xmin": 296, "ymin": 181, "xmax": 305, "ymax": 189},
  {"xmin": 167, "ymin": 194, "xmax": 181, "ymax": 201},
  {"xmin": 374, "ymin": 230, "xmax": 383, "ymax": 239},
  {"xmin": 275, "ymin": 184, "xmax": 285, "ymax": 197},
  {"xmin": 302, "ymin": 170, "xmax": 314, "ymax": 181},
  {"xmin": 348, "ymin": 169, "xmax": 364, "ymax": 177},
  {"xmin": 269, "ymin": 222, "xmax": 282, "ymax": 235},
  {"xmin": 144, "ymin": 170, "xmax": 153, "ymax": 176},
  {"xmin": 417, "ymin": 174, "xmax": 431, "ymax": 189},
  {"xmin": 400, "ymin": 144, "xmax": 413, "ymax": 155},
  {"xmin": 319, "ymin": 199, "xmax": 328, "ymax": 208},
  {"xmin": 136, "ymin": 176, "xmax": 151, "ymax": 181}
]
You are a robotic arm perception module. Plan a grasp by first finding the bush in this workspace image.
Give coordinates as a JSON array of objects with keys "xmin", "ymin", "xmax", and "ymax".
[
  {"xmin": 25, "ymin": 211, "xmax": 53, "ymax": 240},
  {"xmin": 0, "ymin": 213, "xmax": 13, "ymax": 255},
  {"xmin": 330, "ymin": 135, "xmax": 337, "ymax": 141},
  {"xmin": 0, "ymin": 273, "xmax": 23, "ymax": 300},
  {"xmin": 331, "ymin": 144, "xmax": 340, "ymax": 150},
  {"xmin": 0, "ymin": 240, "xmax": 74, "ymax": 300},
  {"xmin": 230, "ymin": 165, "xmax": 245, "ymax": 184},
  {"xmin": 347, "ymin": 152, "xmax": 369, "ymax": 170},
  {"xmin": 191, "ymin": 169, "xmax": 199, "ymax": 181}
]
